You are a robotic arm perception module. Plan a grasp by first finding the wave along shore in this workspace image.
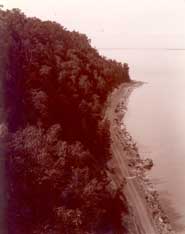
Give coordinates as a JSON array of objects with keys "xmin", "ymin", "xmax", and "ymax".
[{"xmin": 105, "ymin": 81, "xmax": 176, "ymax": 234}]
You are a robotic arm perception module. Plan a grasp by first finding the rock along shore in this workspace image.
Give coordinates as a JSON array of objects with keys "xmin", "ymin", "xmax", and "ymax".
[{"xmin": 105, "ymin": 81, "xmax": 176, "ymax": 234}]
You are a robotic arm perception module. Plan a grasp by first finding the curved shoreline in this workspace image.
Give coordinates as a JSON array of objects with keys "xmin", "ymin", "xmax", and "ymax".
[{"xmin": 105, "ymin": 81, "xmax": 175, "ymax": 234}]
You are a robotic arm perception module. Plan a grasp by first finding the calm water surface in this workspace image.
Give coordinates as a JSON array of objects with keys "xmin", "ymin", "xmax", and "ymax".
[{"xmin": 100, "ymin": 49, "xmax": 185, "ymax": 233}]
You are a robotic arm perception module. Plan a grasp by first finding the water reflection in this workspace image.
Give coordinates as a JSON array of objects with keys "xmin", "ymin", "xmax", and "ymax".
[
  {"xmin": 159, "ymin": 191, "xmax": 185, "ymax": 233},
  {"xmin": 99, "ymin": 49, "xmax": 185, "ymax": 232}
]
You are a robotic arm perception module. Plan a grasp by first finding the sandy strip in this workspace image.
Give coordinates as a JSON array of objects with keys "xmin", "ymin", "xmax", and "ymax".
[{"xmin": 105, "ymin": 81, "xmax": 175, "ymax": 234}]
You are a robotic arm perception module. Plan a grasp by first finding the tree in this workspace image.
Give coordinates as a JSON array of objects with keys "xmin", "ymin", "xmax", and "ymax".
[{"xmin": 1, "ymin": 8, "xmax": 131, "ymax": 234}]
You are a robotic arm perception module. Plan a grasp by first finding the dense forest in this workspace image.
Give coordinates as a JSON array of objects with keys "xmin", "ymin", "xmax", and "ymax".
[{"xmin": 0, "ymin": 8, "xmax": 130, "ymax": 234}]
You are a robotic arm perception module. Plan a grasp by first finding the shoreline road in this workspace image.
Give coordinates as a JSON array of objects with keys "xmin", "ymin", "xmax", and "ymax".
[
  {"xmin": 107, "ymin": 83, "xmax": 159, "ymax": 234},
  {"xmin": 111, "ymin": 128, "xmax": 158, "ymax": 234}
]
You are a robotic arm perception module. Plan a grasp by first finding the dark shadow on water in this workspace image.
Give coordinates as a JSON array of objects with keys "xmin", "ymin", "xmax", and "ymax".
[
  {"xmin": 149, "ymin": 176, "xmax": 185, "ymax": 232},
  {"xmin": 158, "ymin": 190, "xmax": 185, "ymax": 233}
]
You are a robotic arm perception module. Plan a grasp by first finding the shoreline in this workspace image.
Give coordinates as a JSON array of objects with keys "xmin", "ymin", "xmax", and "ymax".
[{"xmin": 105, "ymin": 81, "xmax": 175, "ymax": 234}]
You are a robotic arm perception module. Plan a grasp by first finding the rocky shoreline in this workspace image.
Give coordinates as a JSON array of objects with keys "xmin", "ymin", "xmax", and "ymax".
[{"xmin": 106, "ymin": 81, "xmax": 176, "ymax": 234}]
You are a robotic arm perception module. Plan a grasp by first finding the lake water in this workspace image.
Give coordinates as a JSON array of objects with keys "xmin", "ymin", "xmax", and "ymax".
[{"xmin": 99, "ymin": 49, "xmax": 185, "ymax": 233}]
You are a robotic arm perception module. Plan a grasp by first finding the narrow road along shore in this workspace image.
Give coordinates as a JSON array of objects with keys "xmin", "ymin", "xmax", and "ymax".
[
  {"xmin": 111, "ymin": 129, "xmax": 157, "ymax": 234},
  {"xmin": 105, "ymin": 82, "xmax": 175, "ymax": 234}
]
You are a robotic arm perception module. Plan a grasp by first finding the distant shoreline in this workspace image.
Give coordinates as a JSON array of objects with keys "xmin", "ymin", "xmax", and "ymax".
[{"xmin": 98, "ymin": 48, "xmax": 185, "ymax": 51}]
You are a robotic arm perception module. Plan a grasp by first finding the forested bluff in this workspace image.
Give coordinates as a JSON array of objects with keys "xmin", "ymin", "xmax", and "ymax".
[{"xmin": 0, "ymin": 9, "xmax": 131, "ymax": 234}]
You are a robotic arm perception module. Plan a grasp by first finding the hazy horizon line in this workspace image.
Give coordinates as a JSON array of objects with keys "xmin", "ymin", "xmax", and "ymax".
[{"xmin": 98, "ymin": 48, "xmax": 185, "ymax": 51}]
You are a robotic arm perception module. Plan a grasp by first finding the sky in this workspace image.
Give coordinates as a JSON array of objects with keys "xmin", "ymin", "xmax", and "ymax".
[{"xmin": 1, "ymin": 0, "xmax": 185, "ymax": 49}]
